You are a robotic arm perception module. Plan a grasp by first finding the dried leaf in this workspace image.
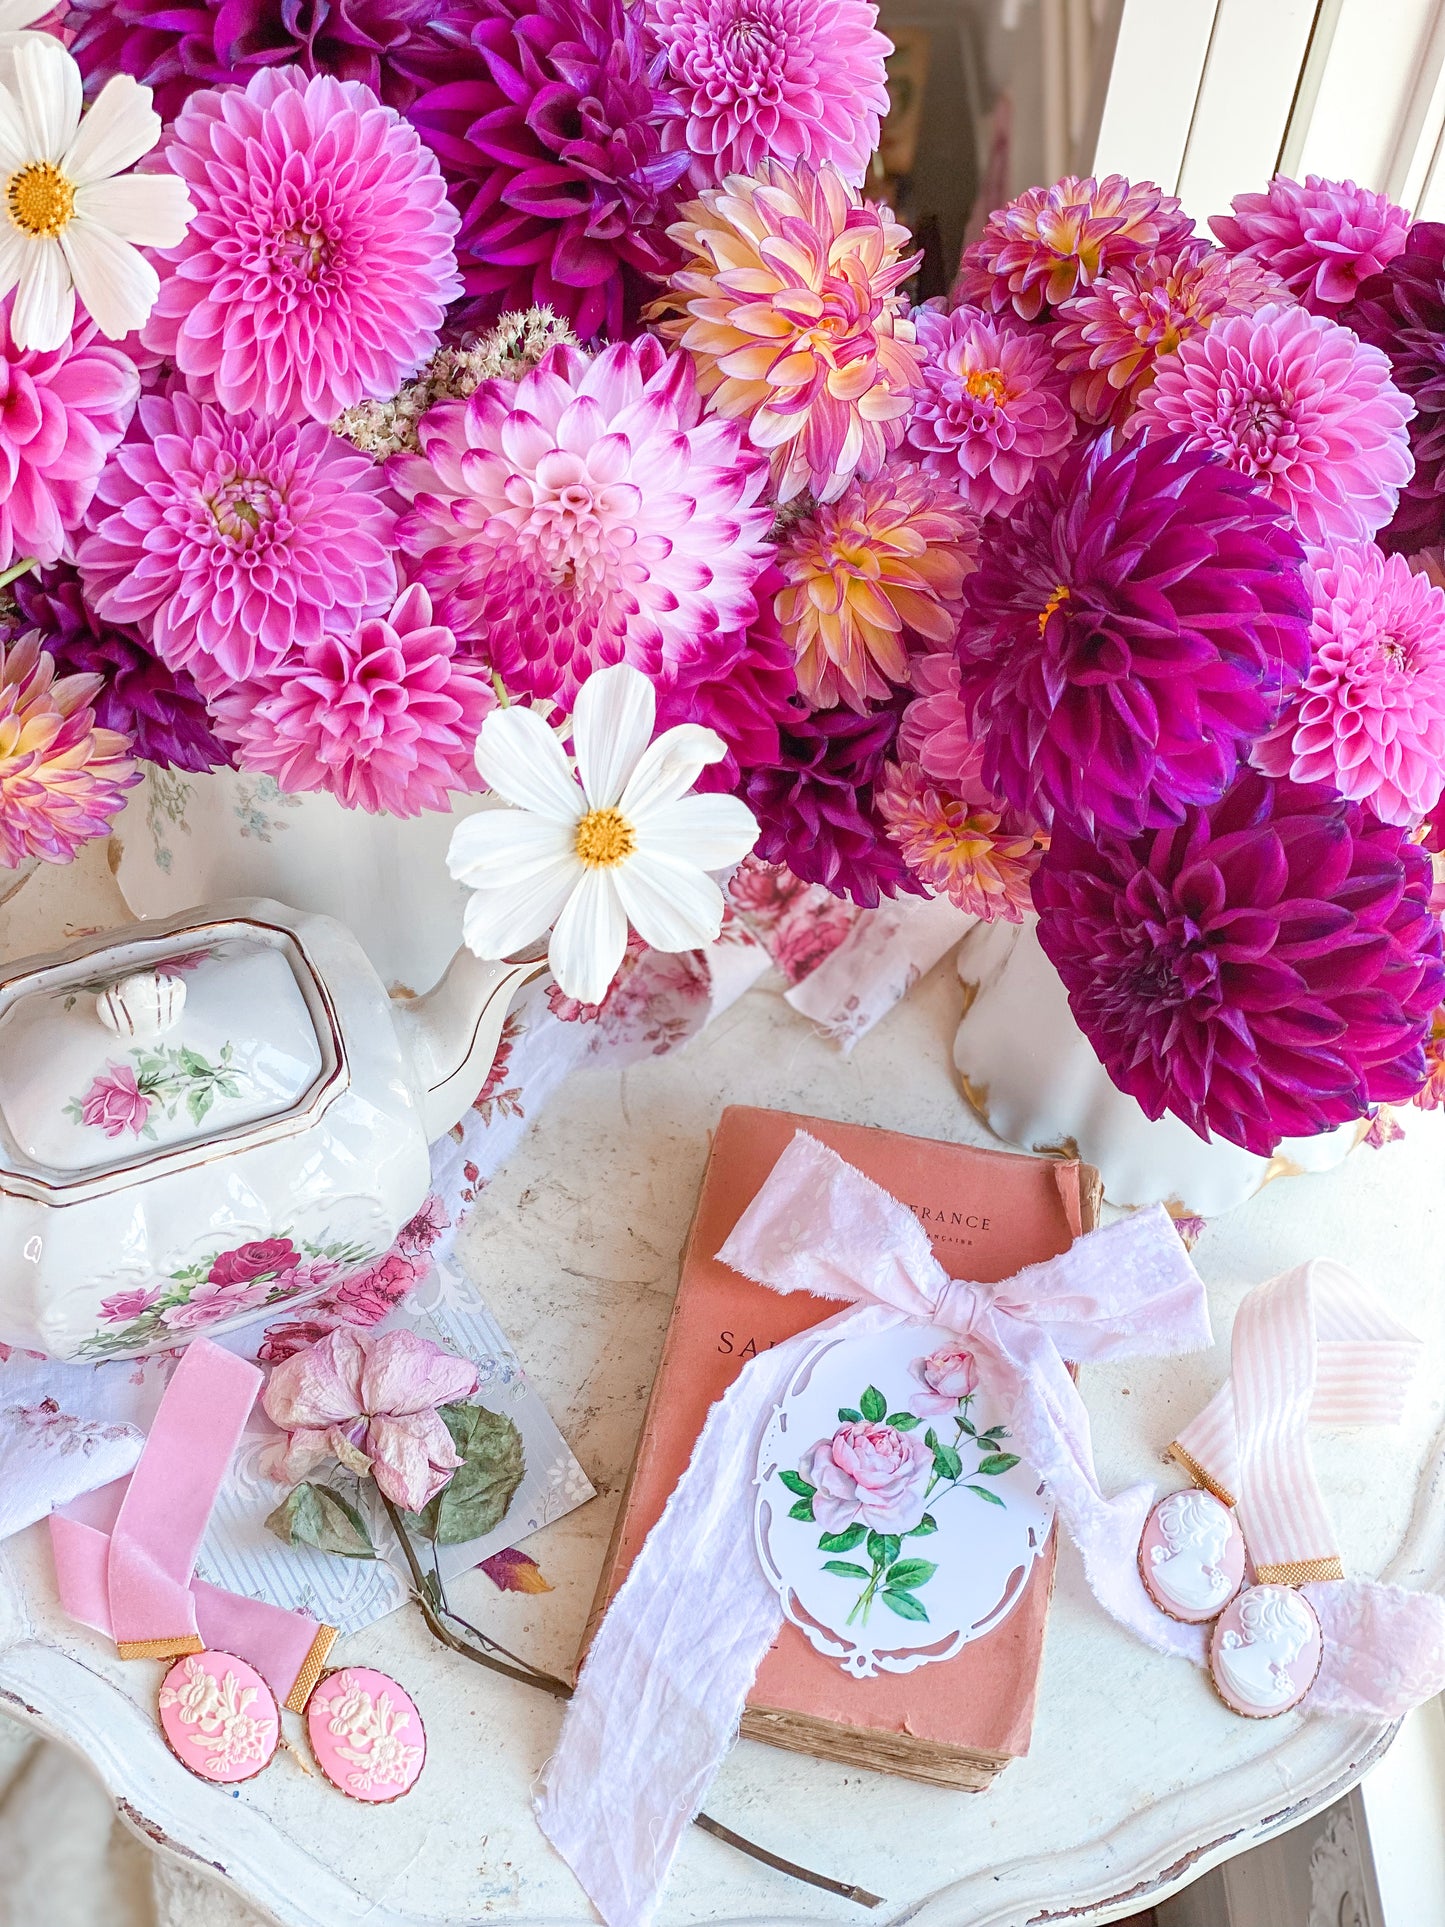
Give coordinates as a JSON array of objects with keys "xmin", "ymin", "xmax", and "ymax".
[
  {"xmin": 406, "ymin": 1401, "xmax": 526, "ymax": 1546},
  {"xmin": 265, "ymin": 1482, "xmax": 376, "ymax": 1560}
]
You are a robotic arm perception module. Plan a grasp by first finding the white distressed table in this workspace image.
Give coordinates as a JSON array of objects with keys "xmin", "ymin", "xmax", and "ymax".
[{"xmin": 2, "ymin": 845, "xmax": 1443, "ymax": 1927}]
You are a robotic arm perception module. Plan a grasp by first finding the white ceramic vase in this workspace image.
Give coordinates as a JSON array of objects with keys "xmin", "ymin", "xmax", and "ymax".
[
  {"xmin": 952, "ymin": 916, "xmax": 1359, "ymax": 1215},
  {"xmin": 112, "ymin": 766, "xmax": 492, "ymax": 993}
]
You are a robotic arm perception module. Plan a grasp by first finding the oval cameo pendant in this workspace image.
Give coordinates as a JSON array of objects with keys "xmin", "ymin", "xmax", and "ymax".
[
  {"xmin": 1138, "ymin": 1488, "xmax": 1247, "ymax": 1625},
  {"xmin": 1209, "ymin": 1584, "xmax": 1323, "ymax": 1718}
]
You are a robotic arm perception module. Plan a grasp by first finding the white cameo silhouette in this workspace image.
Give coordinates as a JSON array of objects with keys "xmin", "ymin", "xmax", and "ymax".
[
  {"xmin": 1216, "ymin": 1587, "xmax": 1315, "ymax": 1710},
  {"xmin": 1149, "ymin": 1490, "xmax": 1235, "ymax": 1613}
]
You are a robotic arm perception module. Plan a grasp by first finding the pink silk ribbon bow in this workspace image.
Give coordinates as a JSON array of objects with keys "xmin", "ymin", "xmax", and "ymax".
[
  {"xmin": 50, "ymin": 1338, "xmax": 337, "ymax": 1711},
  {"xmin": 536, "ymin": 1132, "xmax": 1212, "ymax": 1927},
  {"xmin": 1164, "ymin": 1260, "xmax": 1445, "ymax": 1716}
]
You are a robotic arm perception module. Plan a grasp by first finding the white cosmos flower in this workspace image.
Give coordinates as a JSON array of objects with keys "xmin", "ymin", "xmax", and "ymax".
[
  {"xmin": 448, "ymin": 663, "xmax": 760, "ymax": 1006},
  {"xmin": 0, "ymin": 35, "xmax": 193, "ymax": 352}
]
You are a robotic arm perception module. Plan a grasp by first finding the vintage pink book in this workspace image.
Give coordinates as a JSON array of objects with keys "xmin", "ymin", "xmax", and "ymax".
[{"xmin": 582, "ymin": 1105, "xmax": 1100, "ymax": 1788}]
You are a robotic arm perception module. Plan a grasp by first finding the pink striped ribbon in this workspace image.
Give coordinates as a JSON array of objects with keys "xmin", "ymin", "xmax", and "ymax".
[{"xmin": 1164, "ymin": 1260, "xmax": 1445, "ymax": 1718}]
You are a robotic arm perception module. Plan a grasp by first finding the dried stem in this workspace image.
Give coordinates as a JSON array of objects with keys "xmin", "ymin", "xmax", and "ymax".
[{"xmin": 378, "ymin": 1495, "xmax": 882, "ymax": 1910}]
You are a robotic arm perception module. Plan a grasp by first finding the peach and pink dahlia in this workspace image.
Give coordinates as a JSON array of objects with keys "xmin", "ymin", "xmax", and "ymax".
[
  {"xmin": 392, "ymin": 336, "xmax": 772, "ymax": 709},
  {"xmin": 0, "ymin": 632, "xmax": 137, "ymax": 866},
  {"xmin": 658, "ymin": 160, "xmax": 922, "ymax": 500},
  {"xmin": 775, "ymin": 461, "xmax": 976, "ymax": 710},
  {"xmin": 956, "ymin": 173, "xmax": 1196, "ymax": 323},
  {"xmin": 877, "ymin": 760, "xmax": 1042, "ymax": 922}
]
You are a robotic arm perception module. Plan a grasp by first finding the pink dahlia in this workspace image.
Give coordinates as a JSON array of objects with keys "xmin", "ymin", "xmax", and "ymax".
[
  {"xmin": 77, "ymin": 387, "xmax": 396, "ymax": 699},
  {"xmin": 0, "ymin": 298, "xmax": 138, "ymax": 573},
  {"xmin": 647, "ymin": 0, "xmax": 890, "ymax": 188},
  {"xmin": 65, "ymin": 0, "xmax": 466, "ymax": 120},
  {"xmin": 1034, "ymin": 769, "xmax": 1445, "ymax": 1154},
  {"xmin": 0, "ymin": 633, "xmax": 137, "ymax": 866},
  {"xmin": 899, "ymin": 642, "xmax": 980, "ymax": 787},
  {"xmin": 408, "ymin": 0, "xmax": 689, "ymax": 340},
  {"xmin": 1052, "ymin": 244, "xmax": 1285, "ymax": 425},
  {"xmin": 1254, "ymin": 542, "xmax": 1445, "ymax": 826},
  {"xmin": 391, "ymin": 336, "xmax": 772, "ymax": 709},
  {"xmin": 956, "ymin": 174, "xmax": 1196, "ymax": 323},
  {"xmin": 1210, "ymin": 175, "xmax": 1411, "ymax": 312},
  {"xmin": 655, "ymin": 569, "xmax": 800, "ymax": 790},
  {"xmin": 214, "ymin": 584, "xmax": 493, "ymax": 816},
  {"xmin": 143, "ymin": 68, "xmax": 460, "ymax": 426},
  {"xmin": 955, "ymin": 430, "xmax": 1311, "ymax": 838},
  {"xmin": 877, "ymin": 760, "xmax": 1042, "ymax": 922},
  {"xmin": 904, "ymin": 302, "xmax": 1074, "ymax": 515},
  {"xmin": 775, "ymin": 461, "xmax": 976, "ymax": 710},
  {"xmin": 1131, "ymin": 302, "xmax": 1414, "ymax": 549},
  {"xmin": 659, "ymin": 160, "xmax": 921, "ymax": 501}
]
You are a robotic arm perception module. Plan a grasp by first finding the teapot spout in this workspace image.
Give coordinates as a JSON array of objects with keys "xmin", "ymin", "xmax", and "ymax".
[{"xmin": 392, "ymin": 949, "xmax": 549, "ymax": 1142}]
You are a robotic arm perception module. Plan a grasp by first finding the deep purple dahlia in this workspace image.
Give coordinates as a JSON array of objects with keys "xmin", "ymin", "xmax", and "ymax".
[
  {"xmin": 14, "ymin": 565, "xmax": 231, "ymax": 774},
  {"xmin": 1034, "ymin": 770, "xmax": 1444, "ymax": 1155},
  {"xmin": 1341, "ymin": 222, "xmax": 1445, "ymax": 555},
  {"xmin": 655, "ymin": 569, "xmax": 801, "ymax": 792},
  {"xmin": 65, "ymin": 0, "xmax": 469, "ymax": 118},
  {"xmin": 953, "ymin": 430, "xmax": 1311, "ymax": 838},
  {"xmin": 741, "ymin": 702, "xmax": 923, "ymax": 907},
  {"xmin": 407, "ymin": 0, "xmax": 691, "ymax": 338}
]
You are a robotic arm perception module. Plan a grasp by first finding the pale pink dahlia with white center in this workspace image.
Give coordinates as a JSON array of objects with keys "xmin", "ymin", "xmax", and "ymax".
[
  {"xmin": 143, "ymin": 68, "xmax": 460, "ymax": 425},
  {"xmin": 657, "ymin": 160, "xmax": 922, "ymax": 501},
  {"xmin": 903, "ymin": 303, "xmax": 1075, "ymax": 515},
  {"xmin": 391, "ymin": 336, "xmax": 772, "ymax": 708},
  {"xmin": 0, "ymin": 631, "xmax": 136, "ymax": 866},
  {"xmin": 212, "ymin": 584, "xmax": 494, "ymax": 816},
  {"xmin": 648, "ymin": 0, "xmax": 891, "ymax": 189},
  {"xmin": 77, "ymin": 388, "xmax": 396, "ymax": 698},
  {"xmin": 0, "ymin": 296, "xmax": 139, "ymax": 572},
  {"xmin": 1132, "ymin": 302, "xmax": 1415, "ymax": 549},
  {"xmin": 1254, "ymin": 541, "xmax": 1445, "ymax": 827}
]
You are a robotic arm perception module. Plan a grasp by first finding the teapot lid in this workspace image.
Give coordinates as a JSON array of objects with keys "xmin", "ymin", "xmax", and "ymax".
[{"xmin": 0, "ymin": 915, "xmax": 344, "ymax": 1197}]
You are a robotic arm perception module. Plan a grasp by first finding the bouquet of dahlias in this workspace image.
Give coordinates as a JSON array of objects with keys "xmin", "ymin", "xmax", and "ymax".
[{"xmin": 3, "ymin": 0, "xmax": 1444, "ymax": 1155}]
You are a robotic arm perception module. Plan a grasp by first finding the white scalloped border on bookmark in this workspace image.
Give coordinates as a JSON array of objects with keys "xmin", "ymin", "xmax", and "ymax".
[{"xmin": 753, "ymin": 1322, "xmax": 1054, "ymax": 1678}]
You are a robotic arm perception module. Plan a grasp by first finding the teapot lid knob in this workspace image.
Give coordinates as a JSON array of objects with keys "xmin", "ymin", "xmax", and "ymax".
[{"xmin": 97, "ymin": 969, "xmax": 187, "ymax": 1041}]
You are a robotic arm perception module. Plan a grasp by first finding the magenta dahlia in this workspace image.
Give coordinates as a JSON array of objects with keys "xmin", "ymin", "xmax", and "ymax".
[
  {"xmin": 954, "ymin": 430, "xmax": 1311, "ymax": 838},
  {"xmin": 1034, "ymin": 769, "xmax": 1445, "ymax": 1153},
  {"xmin": 647, "ymin": 0, "xmax": 890, "ymax": 188},
  {"xmin": 1340, "ymin": 223, "xmax": 1445, "ymax": 554},
  {"xmin": 1210, "ymin": 175, "xmax": 1410, "ymax": 312},
  {"xmin": 77, "ymin": 387, "xmax": 396, "ymax": 699},
  {"xmin": 408, "ymin": 0, "xmax": 690, "ymax": 339},
  {"xmin": 740, "ymin": 700, "xmax": 921, "ymax": 906},
  {"xmin": 1051, "ymin": 243, "xmax": 1285, "ymax": 425},
  {"xmin": 0, "ymin": 298, "xmax": 138, "ymax": 574},
  {"xmin": 1131, "ymin": 302, "xmax": 1413, "ymax": 549},
  {"xmin": 956, "ymin": 174, "xmax": 1197, "ymax": 323},
  {"xmin": 143, "ymin": 68, "xmax": 460, "ymax": 426},
  {"xmin": 1254, "ymin": 541, "xmax": 1445, "ymax": 826},
  {"xmin": 391, "ymin": 336, "xmax": 772, "ymax": 709},
  {"xmin": 15, "ymin": 565, "xmax": 229, "ymax": 773},
  {"xmin": 903, "ymin": 302, "xmax": 1074, "ymax": 514},
  {"xmin": 213, "ymin": 584, "xmax": 493, "ymax": 815},
  {"xmin": 655, "ymin": 568, "xmax": 800, "ymax": 791},
  {"xmin": 65, "ymin": 0, "xmax": 468, "ymax": 119}
]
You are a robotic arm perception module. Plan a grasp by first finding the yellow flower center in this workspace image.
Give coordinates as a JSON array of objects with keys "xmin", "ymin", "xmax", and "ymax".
[
  {"xmin": 7, "ymin": 161, "xmax": 75, "ymax": 239},
  {"xmin": 964, "ymin": 367, "xmax": 1008, "ymax": 405},
  {"xmin": 1038, "ymin": 583, "xmax": 1070, "ymax": 636},
  {"xmin": 574, "ymin": 807, "xmax": 635, "ymax": 868}
]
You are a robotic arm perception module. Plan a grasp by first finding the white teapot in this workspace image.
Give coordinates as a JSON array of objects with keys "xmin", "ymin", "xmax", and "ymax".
[{"xmin": 0, "ymin": 900, "xmax": 544, "ymax": 1361}]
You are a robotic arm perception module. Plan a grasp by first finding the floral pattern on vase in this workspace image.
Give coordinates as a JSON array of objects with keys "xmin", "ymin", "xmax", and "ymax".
[
  {"xmin": 66, "ymin": 1041, "xmax": 243, "ymax": 1139},
  {"xmin": 83, "ymin": 1230, "xmax": 377, "ymax": 1358}
]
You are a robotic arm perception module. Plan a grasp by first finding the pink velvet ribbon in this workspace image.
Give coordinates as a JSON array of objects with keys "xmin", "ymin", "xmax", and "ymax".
[
  {"xmin": 50, "ymin": 1339, "xmax": 335, "ymax": 1708},
  {"xmin": 1166, "ymin": 1260, "xmax": 1445, "ymax": 1718},
  {"xmin": 536, "ymin": 1133, "xmax": 1212, "ymax": 1927}
]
